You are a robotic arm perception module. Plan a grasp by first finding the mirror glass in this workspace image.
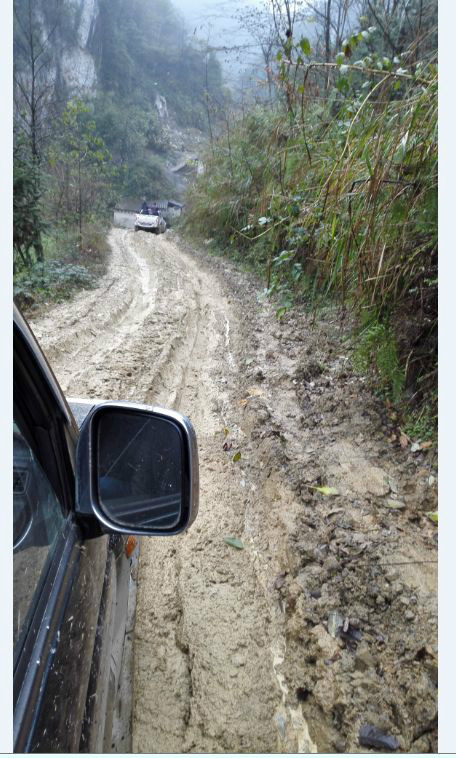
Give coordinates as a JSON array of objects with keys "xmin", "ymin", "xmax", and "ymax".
[{"xmin": 96, "ymin": 409, "xmax": 183, "ymax": 530}]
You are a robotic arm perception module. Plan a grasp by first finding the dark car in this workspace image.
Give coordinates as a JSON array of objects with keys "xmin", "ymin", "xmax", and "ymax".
[{"xmin": 13, "ymin": 305, "xmax": 199, "ymax": 752}]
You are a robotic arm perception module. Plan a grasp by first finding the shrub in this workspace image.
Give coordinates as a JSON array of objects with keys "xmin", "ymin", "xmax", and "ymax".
[
  {"xmin": 14, "ymin": 260, "xmax": 96, "ymax": 308},
  {"xmin": 42, "ymin": 219, "xmax": 111, "ymax": 269},
  {"xmin": 353, "ymin": 318, "xmax": 404, "ymax": 404}
]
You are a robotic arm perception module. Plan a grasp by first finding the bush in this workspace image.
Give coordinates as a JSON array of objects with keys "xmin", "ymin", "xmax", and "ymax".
[
  {"xmin": 41, "ymin": 219, "xmax": 111, "ymax": 270},
  {"xmin": 353, "ymin": 318, "xmax": 404, "ymax": 404},
  {"xmin": 14, "ymin": 260, "xmax": 96, "ymax": 308}
]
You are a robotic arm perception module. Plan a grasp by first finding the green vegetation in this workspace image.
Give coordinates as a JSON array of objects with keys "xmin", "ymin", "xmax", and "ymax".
[
  {"xmin": 47, "ymin": 99, "xmax": 118, "ymax": 243},
  {"xmin": 13, "ymin": 129, "xmax": 46, "ymax": 269},
  {"xmin": 14, "ymin": 92, "xmax": 116, "ymax": 306},
  {"xmin": 88, "ymin": 0, "xmax": 227, "ymax": 196},
  {"xmin": 13, "ymin": 261, "xmax": 96, "ymax": 308},
  {"xmin": 184, "ymin": 0, "xmax": 437, "ymax": 428},
  {"xmin": 353, "ymin": 319, "xmax": 405, "ymax": 405}
]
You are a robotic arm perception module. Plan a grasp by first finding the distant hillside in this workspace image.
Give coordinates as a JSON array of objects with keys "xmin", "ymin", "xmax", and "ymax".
[{"xmin": 14, "ymin": 0, "xmax": 226, "ymax": 199}]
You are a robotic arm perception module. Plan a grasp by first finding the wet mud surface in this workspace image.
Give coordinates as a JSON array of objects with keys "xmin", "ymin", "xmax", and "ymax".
[{"xmin": 30, "ymin": 227, "xmax": 438, "ymax": 753}]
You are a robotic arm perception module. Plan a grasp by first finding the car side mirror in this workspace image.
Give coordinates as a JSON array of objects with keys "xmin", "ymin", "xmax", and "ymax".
[{"xmin": 75, "ymin": 403, "xmax": 198, "ymax": 536}]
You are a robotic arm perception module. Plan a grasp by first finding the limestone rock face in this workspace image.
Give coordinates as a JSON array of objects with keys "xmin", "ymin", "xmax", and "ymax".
[
  {"xmin": 60, "ymin": 47, "xmax": 97, "ymax": 93},
  {"xmin": 59, "ymin": 0, "xmax": 99, "ymax": 93},
  {"xmin": 35, "ymin": 0, "xmax": 100, "ymax": 97},
  {"xmin": 73, "ymin": 0, "xmax": 98, "ymax": 48},
  {"xmin": 155, "ymin": 94, "xmax": 169, "ymax": 121}
]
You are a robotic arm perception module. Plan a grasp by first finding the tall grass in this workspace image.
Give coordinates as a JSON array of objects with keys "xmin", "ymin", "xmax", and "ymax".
[{"xmin": 184, "ymin": 44, "xmax": 437, "ymax": 426}]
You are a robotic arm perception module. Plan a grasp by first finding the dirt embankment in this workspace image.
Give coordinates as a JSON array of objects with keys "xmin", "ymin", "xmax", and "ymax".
[{"xmin": 30, "ymin": 228, "xmax": 437, "ymax": 753}]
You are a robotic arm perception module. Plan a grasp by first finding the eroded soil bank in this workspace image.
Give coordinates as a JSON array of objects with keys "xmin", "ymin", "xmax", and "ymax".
[{"xmin": 30, "ymin": 227, "xmax": 437, "ymax": 753}]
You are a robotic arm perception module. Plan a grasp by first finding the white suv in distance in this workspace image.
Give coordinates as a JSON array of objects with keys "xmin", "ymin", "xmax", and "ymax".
[{"xmin": 134, "ymin": 208, "xmax": 167, "ymax": 234}]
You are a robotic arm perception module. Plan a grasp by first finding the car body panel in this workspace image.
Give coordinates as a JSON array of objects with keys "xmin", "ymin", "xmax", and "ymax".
[
  {"xmin": 14, "ymin": 522, "xmax": 81, "ymax": 752},
  {"xmin": 14, "ymin": 306, "xmax": 79, "ymax": 444},
  {"xmin": 28, "ymin": 532, "xmax": 110, "ymax": 752}
]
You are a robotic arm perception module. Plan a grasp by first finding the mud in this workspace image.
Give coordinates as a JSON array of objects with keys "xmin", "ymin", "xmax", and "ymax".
[{"xmin": 30, "ymin": 227, "xmax": 438, "ymax": 753}]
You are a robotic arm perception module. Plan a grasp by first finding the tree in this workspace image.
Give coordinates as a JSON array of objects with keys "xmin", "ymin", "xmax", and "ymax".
[
  {"xmin": 270, "ymin": 0, "xmax": 307, "ymax": 44},
  {"xmin": 13, "ymin": 0, "xmax": 58, "ymax": 262},
  {"xmin": 13, "ymin": 129, "xmax": 46, "ymax": 271},
  {"xmin": 13, "ymin": 0, "xmax": 76, "ymax": 262},
  {"xmin": 236, "ymin": 3, "xmax": 280, "ymax": 104},
  {"xmin": 48, "ymin": 100, "xmax": 116, "ymax": 244},
  {"xmin": 304, "ymin": 0, "xmax": 358, "ymax": 61},
  {"xmin": 13, "ymin": 0, "xmax": 69, "ymax": 161}
]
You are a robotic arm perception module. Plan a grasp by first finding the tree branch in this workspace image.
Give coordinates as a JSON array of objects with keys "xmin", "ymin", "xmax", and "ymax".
[{"xmin": 366, "ymin": 0, "xmax": 398, "ymax": 56}]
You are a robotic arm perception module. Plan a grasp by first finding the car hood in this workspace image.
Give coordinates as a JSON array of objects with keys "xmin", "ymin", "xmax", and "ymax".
[{"xmin": 136, "ymin": 215, "xmax": 159, "ymax": 223}]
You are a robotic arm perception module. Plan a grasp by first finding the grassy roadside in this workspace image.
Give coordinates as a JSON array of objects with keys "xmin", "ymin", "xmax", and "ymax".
[{"xmin": 182, "ymin": 45, "xmax": 437, "ymax": 438}]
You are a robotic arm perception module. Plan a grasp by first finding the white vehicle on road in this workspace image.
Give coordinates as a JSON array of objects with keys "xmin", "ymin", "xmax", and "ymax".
[{"xmin": 134, "ymin": 209, "xmax": 167, "ymax": 234}]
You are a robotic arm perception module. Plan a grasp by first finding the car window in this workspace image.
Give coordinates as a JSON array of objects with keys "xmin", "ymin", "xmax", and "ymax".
[{"xmin": 13, "ymin": 420, "xmax": 66, "ymax": 649}]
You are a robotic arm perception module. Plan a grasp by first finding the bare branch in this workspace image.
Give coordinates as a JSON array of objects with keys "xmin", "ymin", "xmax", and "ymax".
[{"xmin": 366, "ymin": 0, "xmax": 398, "ymax": 55}]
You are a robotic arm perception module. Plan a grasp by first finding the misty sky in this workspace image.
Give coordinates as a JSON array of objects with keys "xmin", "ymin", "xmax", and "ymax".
[
  {"xmin": 171, "ymin": 0, "xmax": 317, "ymax": 90},
  {"xmin": 173, "ymin": 0, "xmax": 262, "ymax": 21},
  {"xmin": 173, "ymin": 0, "xmax": 257, "ymax": 43},
  {"xmin": 172, "ymin": 0, "xmax": 273, "ymax": 85}
]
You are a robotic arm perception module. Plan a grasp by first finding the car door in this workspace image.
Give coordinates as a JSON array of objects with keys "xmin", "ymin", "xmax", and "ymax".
[{"xmin": 13, "ymin": 316, "xmax": 116, "ymax": 753}]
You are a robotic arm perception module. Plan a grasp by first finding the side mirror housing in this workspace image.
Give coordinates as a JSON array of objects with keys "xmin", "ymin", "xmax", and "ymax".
[{"xmin": 75, "ymin": 402, "xmax": 198, "ymax": 536}]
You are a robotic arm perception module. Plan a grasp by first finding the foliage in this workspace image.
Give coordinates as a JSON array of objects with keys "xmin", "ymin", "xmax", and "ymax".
[
  {"xmin": 13, "ymin": 260, "xmax": 96, "ymax": 308},
  {"xmin": 184, "ymin": 3, "xmax": 437, "ymax": 423},
  {"xmin": 14, "ymin": 217, "xmax": 110, "ymax": 310},
  {"xmin": 92, "ymin": 94, "xmax": 149, "ymax": 163},
  {"xmin": 356, "ymin": 0, "xmax": 438, "ymax": 60},
  {"xmin": 91, "ymin": 94, "xmax": 173, "ymax": 198},
  {"xmin": 13, "ymin": 129, "xmax": 46, "ymax": 270},
  {"xmin": 120, "ymin": 154, "xmax": 174, "ymax": 199},
  {"xmin": 403, "ymin": 396, "xmax": 437, "ymax": 442},
  {"xmin": 353, "ymin": 318, "xmax": 404, "ymax": 403},
  {"xmin": 12, "ymin": 0, "xmax": 230, "ymax": 311},
  {"xmin": 235, "ymin": 2, "xmax": 281, "ymax": 103},
  {"xmin": 86, "ymin": 0, "xmax": 227, "ymax": 199},
  {"xmin": 46, "ymin": 99, "xmax": 117, "ymax": 239},
  {"xmin": 13, "ymin": 0, "xmax": 227, "ymax": 229},
  {"xmin": 42, "ymin": 220, "xmax": 111, "ymax": 269},
  {"xmin": 13, "ymin": 0, "xmax": 79, "ymax": 159}
]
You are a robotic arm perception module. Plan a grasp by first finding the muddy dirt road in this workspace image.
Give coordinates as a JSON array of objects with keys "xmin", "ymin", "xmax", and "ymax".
[{"xmin": 31, "ymin": 228, "xmax": 438, "ymax": 753}]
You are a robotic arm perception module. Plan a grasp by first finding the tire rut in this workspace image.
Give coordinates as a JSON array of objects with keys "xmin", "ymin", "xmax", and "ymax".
[{"xmin": 132, "ymin": 239, "xmax": 281, "ymax": 754}]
